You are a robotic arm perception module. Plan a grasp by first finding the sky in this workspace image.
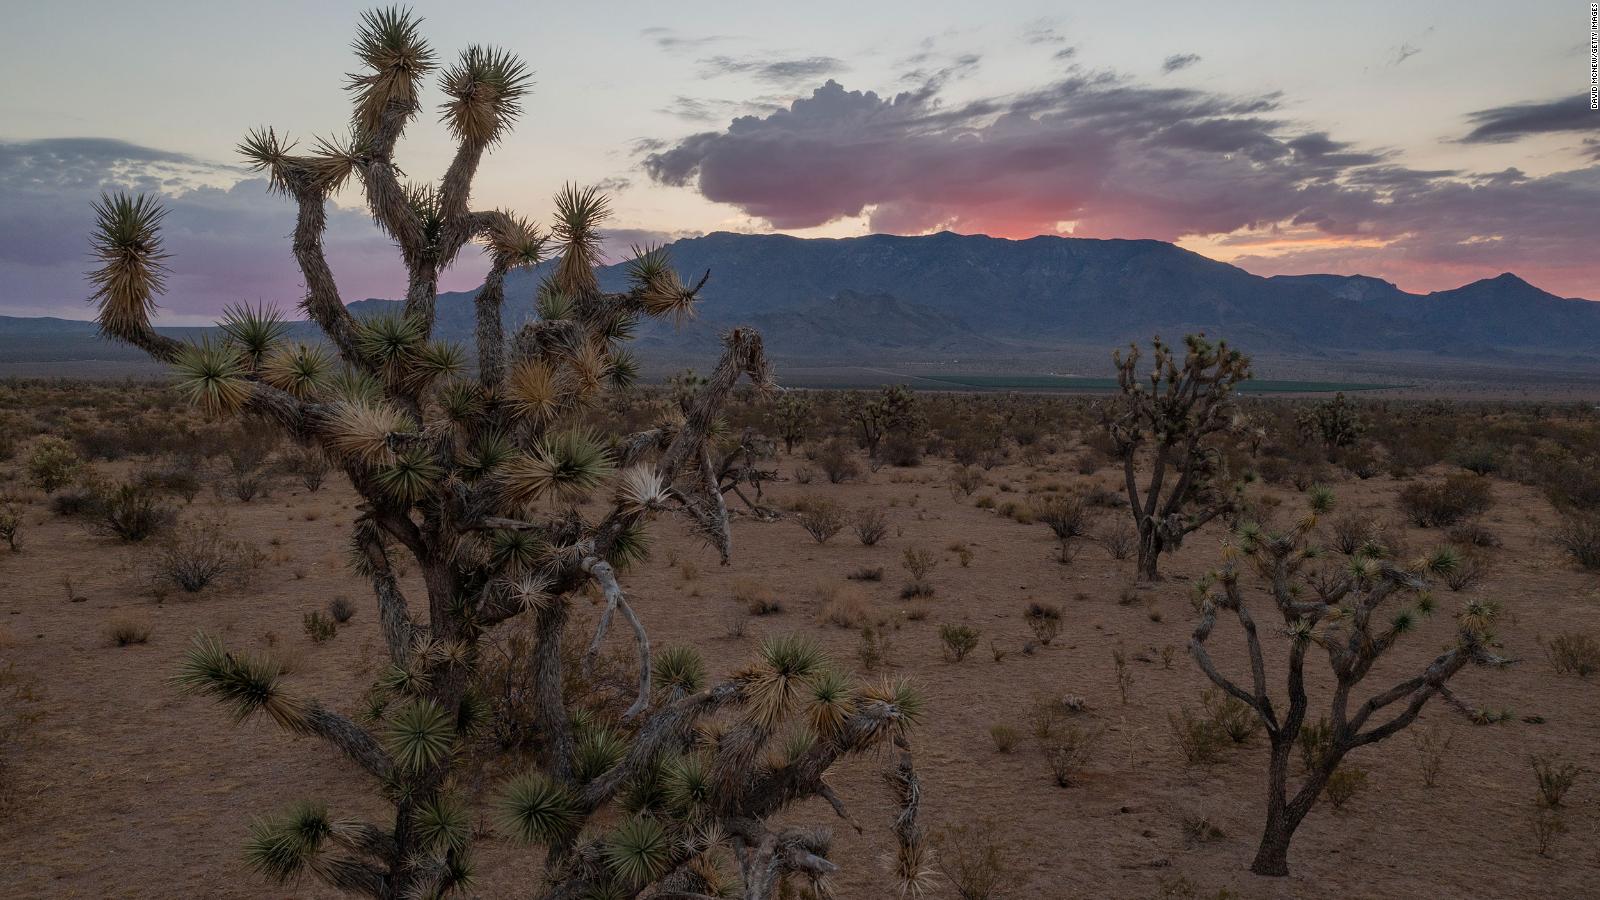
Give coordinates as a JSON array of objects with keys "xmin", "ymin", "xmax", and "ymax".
[{"xmin": 1, "ymin": 0, "xmax": 1596, "ymax": 322}]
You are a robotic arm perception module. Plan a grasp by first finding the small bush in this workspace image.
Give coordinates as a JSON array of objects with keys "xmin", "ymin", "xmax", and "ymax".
[
  {"xmin": 1169, "ymin": 708, "xmax": 1228, "ymax": 765},
  {"xmin": 0, "ymin": 505, "xmax": 21, "ymax": 552},
  {"xmin": 857, "ymin": 623, "xmax": 892, "ymax": 671},
  {"xmin": 1202, "ymin": 689, "xmax": 1259, "ymax": 744},
  {"xmin": 949, "ymin": 465, "xmax": 983, "ymax": 498},
  {"xmin": 1023, "ymin": 602, "xmax": 1061, "ymax": 645},
  {"xmin": 1412, "ymin": 722, "xmax": 1454, "ymax": 788},
  {"xmin": 732, "ymin": 578, "xmax": 782, "ymax": 616},
  {"xmin": 935, "ymin": 820, "xmax": 1015, "ymax": 900},
  {"xmin": 50, "ymin": 485, "xmax": 106, "ymax": 518},
  {"xmin": 853, "ymin": 506, "xmax": 889, "ymax": 546},
  {"xmin": 846, "ymin": 566, "xmax": 883, "ymax": 582},
  {"xmin": 1323, "ymin": 765, "xmax": 1368, "ymax": 810},
  {"xmin": 95, "ymin": 485, "xmax": 176, "ymax": 542},
  {"xmin": 105, "ymin": 618, "xmax": 151, "ymax": 647},
  {"xmin": 1181, "ymin": 813, "xmax": 1225, "ymax": 847},
  {"xmin": 136, "ymin": 464, "xmax": 203, "ymax": 503},
  {"xmin": 329, "ymin": 595, "xmax": 356, "ymax": 624},
  {"xmin": 817, "ymin": 438, "xmax": 860, "ymax": 484},
  {"xmin": 25, "ymin": 436, "xmax": 81, "ymax": 493},
  {"xmin": 154, "ymin": 521, "xmax": 251, "ymax": 593},
  {"xmin": 989, "ymin": 724, "xmax": 1020, "ymax": 754},
  {"xmin": 940, "ymin": 624, "xmax": 980, "ymax": 662},
  {"xmin": 796, "ymin": 497, "xmax": 845, "ymax": 544},
  {"xmin": 1398, "ymin": 474, "xmax": 1494, "ymax": 527},
  {"xmin": 1098, "ymin": 517, "xmax": 1136, "ymax": 560},
  {"xmin": 292, "ymin": 449, "xmax": 332, "ymax": 492},
  {"xmin": 303, "ymin": 610, "xmax": 338, "ymax": 643},
  {"xmin": 1532, "ymin": 754, "xmax": 1581, "ymax": 808},
  {"xmin": 816, "ymin": 583, "xmax": 871, "ymax": 628},
  {"xmin": 1547, "ymin": 632, "xmax": 1600, "ymax": 678},
  {"xmin": 1555, "ymin": 512, "xmax": 1600, "ymax": 570},
  {"xmin": 1046, "ymin": 724, "xmax": 1102, "ymax": 787}
]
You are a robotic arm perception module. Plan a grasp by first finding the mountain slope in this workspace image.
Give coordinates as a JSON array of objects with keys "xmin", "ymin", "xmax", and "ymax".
[{"xmin": 4, "ymin": 232, "xmax": 1597, "ymax": 366}]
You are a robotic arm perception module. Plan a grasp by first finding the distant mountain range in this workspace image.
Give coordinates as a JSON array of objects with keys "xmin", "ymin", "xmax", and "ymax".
[{"xmin": 4, "ymin": 231, "xmax": 1598, "ymax": 370}]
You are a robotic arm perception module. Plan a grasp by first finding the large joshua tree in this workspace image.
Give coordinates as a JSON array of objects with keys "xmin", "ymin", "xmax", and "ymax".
[
  {"xmin": 1189, "ymin": 488, "xmax": 1508, "ymax": 877},
  {"xmin": 1105, "ymin": 334, "xmax": 1251, "ymax": 580},
  {"xmin": 86, "ymin": 9, "xmax": 926, "ymax": 898}
]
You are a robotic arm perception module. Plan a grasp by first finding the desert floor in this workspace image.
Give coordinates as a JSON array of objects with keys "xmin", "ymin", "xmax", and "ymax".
[{"xmin": 1, "ymin": 450, "xmax": 1597, "ymax": 899}]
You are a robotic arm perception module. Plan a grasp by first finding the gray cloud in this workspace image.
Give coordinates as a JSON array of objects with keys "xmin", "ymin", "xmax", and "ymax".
[
  {"xmin": 1161, "ymin": 53, "xmax": 1202, "ymax": 74},
  {"xmin": 699, "ymin": 55, "xmax": 847, "ymax": 86},
  {"xmin": 1460, "ymin": 94, "xmax": 1599, "ymax": 144},
  {"xmin": 640, "ymin": 72, "xmax": 1600, "ymax": 295},
  {"xmin": 641, "ymin": 27, "xmax": 731, "ymax": 53}
]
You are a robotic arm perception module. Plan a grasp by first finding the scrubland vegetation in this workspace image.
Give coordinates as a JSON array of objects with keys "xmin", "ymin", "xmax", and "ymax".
[{"xmin": 1, "ymin": 7, "xmax": 1597, "ymax": 900}]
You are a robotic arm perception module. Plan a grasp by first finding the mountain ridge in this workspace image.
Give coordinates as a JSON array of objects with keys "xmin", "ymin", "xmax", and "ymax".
[{"xmin": 3, "ymin": 231, "xmax": 1596, "ymax": 367}]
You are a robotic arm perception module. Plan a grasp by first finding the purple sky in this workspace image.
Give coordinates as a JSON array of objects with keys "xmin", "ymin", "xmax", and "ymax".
[{"xmin": 1, "ymin": 2, "xmax": 1596, "ymax": 322}]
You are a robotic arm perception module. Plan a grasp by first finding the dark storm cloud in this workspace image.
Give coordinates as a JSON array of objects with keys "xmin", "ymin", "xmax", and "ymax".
[
  {"xmin": 1460, "ymin": 94, "xmax": 1599, "ymax": 144},
  {"xmin": 639, "ymin": 71, "xmax": 1600, "ymax": 295},
  {"xmin": 1161, "ymin": 53, "xmax": 1201, "ymax": 74}
]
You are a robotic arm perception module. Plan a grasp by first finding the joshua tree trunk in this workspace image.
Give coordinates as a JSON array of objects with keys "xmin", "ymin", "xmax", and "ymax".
[
  {"xmin": 1135, "ymin": 520, "xmax": 1162, "ymax": 581},
  {"xmin": 1249, "ymin": 737, "xmax": 1330, "ymax": 877}
]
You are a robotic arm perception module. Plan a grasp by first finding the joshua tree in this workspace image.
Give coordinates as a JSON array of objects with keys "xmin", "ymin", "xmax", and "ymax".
[
  {"xmin": 1188, "ymin": 488, "xmax": 1508, "ymax": 876},
  {"xmin": 851, "ymin": 384, "xmax": 923, "ymax": 461},
  {"xmin": 86, "ymin": 9, "xmax": 924, "ymax": 898},
  {"xmin": 1296, "ymin": 392, "xmax": 1365, "ymax": 453},
  {"xmin": 770, "ymin": 391, "xmax": 812, "ymax": 454},
  {"xmin": 1105, "ymin": 334, "xmax": 1250, "ymax": 580}
]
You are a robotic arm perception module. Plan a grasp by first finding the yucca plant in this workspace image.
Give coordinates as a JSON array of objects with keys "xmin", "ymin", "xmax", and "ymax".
[
  {"xmin": 90, "ymin": 8, "xmax": 923, "ymax": 899},
  {"xmin": 1188, "ymin": 489, "xmax": 1511, "ymax": 876},
  {"xmin": 1104, "ymin": 334, "xmax": 1251, "ymax": 580}
]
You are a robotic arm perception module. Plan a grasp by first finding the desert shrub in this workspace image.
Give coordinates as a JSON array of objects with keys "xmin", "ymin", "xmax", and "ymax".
[
  {"xmin": 1203, "ymin": 688, "xmax": 1260, "ymax": 744},
  {"xmin": 1322, "ymin": 765, "xmax": 1368, "ymax": 810},
  {"xmin": 1035, "ymin": 493, "xmax": 1090, "ymax": 563},
  {"xmin": 816, "ymin": 583, "xmax": 870, "ymax": 628},
  {"xmin": 1413, "ymin": 722, "xmax": 1454, "ymax": 788},
  {"xmin": 0, "ymin": 505, "xmax": 21, "ymax": 552},
  {"xmin": 846, "ymin": 566, "xmax": 883, "ymax": 582},
  {"xmin": 49, "ymin": 483, "xmax": 106, "ymax": 518},
  {"xmin": 1046, "ymin": 724, "xmax": 1101, "ymax": 787},
  {"xmin": 935, "ymin": 820, "xmax": 1015, "ymax": 900},
  {"xmin": 1181, "ymin": 813, "xmax": 1226, "ymax": 847},
  {"xmin": 95, "ymin": 484, "xmax": 176, "ymax": 542},
  {"xmin": 292, "ymin": 449, "xmax": 332, "ymax": 492},
  {"xmin": 1023, "ymin": 601, "xmax": 1061, "ymax": 645},
  {"xmin": 0, "ymin": 661, "xmax": 45, "ymax": 808},
  {"xmin": 1169, "ymin": 708, "xmax": 1228, "ymax": 765},
  {"xmin": 857, "ymin": 623, "xmax": 892, "ymax": 671},
  {"xmin": 1446, "ymin": 520, "xmax": 1500, "ymax": 549},
  {"xmin": 1555, "ymin": 512, "xmax": 1600, "ymax": 570},
  {"xmin": 881, "ymin": 433, "xmax": 923, "ymax": 467},
  {"xmin": 25, "ymin": 436, "xmax": 82, "ymax": 494},
  {"xmin": 1441, "ymin": 553, "xmax": 1484, "ymax": 592},
  {"xmin": 1297, "ymin": 718, "xmax": 1336, "ymax": 773},
  {"xmin": 949, "ymin": 465, "xmax": 983, "ymax": 498},
  {"xmin": 989, "ymin": 724, "xmax": 1020, "ymax": 754},
  {"xmin": 328, "ymin": 595, "xmax": 355, "ymax": 624},
  {"xmin": 303, "ymin": 610, "xmax": 338, "ymax": 643},
  {"xmin": 1097, "ymin": 516, "xmax": 1136, "ymax": 561},
  {"xmin": 902, "ymin": 546, "xmax": 936, "ymax": 582},
  {"xmin": 136, "ymin": 462, "xmax": 204, "ymax": 503},
  {"xmin": 796, "ymin": 497, "xmax": 845, "ymax": 544},
  {"xmin": 940, "ymin": 624, "xmax": 979, "ymax": 662},
  {"xmin": 817, "ymin": 437, "xmax": 860, "ymax": 484},
  {"xmin": 1531, "ymin": 754, "xmax": 1581, "ymax": 808},
  {"xmin": 1452, "ymin": 443, "xmax": 1503, "ymax": 476},
  {"xmin": 154, "ymin": 521, "xmax": 252, "ymax": 593},
  {"xmin": 105, "ymin": 618, "xmax": 151, "ymax": 647},
  {"xmin": 1329, "ymin": 513, "xmax": 1379, "ymax": 556},
  {"xmin": 1398, "ymin": 474, "xmax": 1493, "ymax": 527},
  {"xmin": 853, "ymin": 506, "xmax": 889, "ymax": 546},
  {"xmin": 1547, "ymin": 632, "xmax": 1600, "ymax": 678},
  {"xmin": 1531, "ymin": 808, "xmax": 1567, "ymax": 857},
  {"xmin": 732, "ymin": 578, "xmax": 782, "ymax": 616}
]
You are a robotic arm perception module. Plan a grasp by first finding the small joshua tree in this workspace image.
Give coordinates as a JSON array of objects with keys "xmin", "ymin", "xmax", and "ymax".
[
  {"xmin": 1105, "ymin": 334, "xmax": 1250, "ymax": 580},
  {"xmin": 87, "ymin": 9, "xmax": 925, "ymax": 898},
  {"xmin": 1188, "ymin": 488, "xmax": 1509, "ymax": 876},
  {"xmin": 851, "ymin": 385, "xmax": 923, "ymax": 461},
  {"xmin": 770, "ymin": 392, "xmax": 812, "ymax": 454}
]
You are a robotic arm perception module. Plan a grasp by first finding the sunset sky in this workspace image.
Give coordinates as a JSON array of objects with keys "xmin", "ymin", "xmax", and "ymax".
[{"xmin": 1, "ymin": 0, "xmax": 1596, "ymax": 321}]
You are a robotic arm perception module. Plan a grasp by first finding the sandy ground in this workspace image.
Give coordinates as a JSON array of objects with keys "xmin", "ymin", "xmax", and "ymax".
[{"xmin": 1, "ymin": 450, "xmax": 1597, "ymax": 899}]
